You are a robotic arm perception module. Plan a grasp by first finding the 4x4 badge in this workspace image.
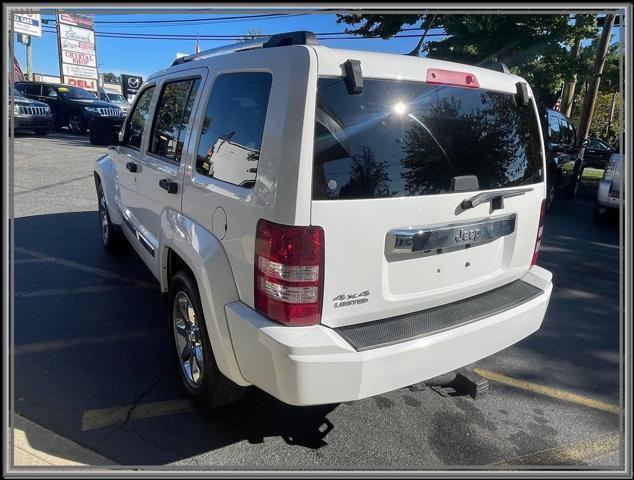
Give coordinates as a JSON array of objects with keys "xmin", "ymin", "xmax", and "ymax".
[{"xmin": 333, "ymin": 290, "xmax": 370, "ymax": 308}]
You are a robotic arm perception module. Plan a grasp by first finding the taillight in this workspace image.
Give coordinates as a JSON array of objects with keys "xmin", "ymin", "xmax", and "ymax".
[
  {"xmin": 254, "ymin": 219, "xmax": 324, "ymax": 326},
  {"xmin": 426, "ymin": 68, "xmax": 480, "ymax": 88},
  {"xmin": 531, "ymin": 199, "xmax": 547, "ymax": 266}
]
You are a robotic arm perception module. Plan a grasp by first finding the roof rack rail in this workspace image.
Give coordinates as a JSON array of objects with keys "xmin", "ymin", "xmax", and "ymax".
[{"xmin": 171, "ymin": 30, "xmax": 319, "ymax": 67}]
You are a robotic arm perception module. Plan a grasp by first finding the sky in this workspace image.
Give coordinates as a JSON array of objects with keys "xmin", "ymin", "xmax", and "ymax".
[
  {"xmin": 13, "ymin": 10, "xmax": 620, "ymax": 81},
  {"xmin": 13, "ymin": 10, "xmax": 438, "ymax": 79}
]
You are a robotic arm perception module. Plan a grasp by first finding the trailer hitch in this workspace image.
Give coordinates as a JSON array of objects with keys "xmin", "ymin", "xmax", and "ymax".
[{"xmin": 409, "ymin": 367, "xmax": 489, "ymax": 399}]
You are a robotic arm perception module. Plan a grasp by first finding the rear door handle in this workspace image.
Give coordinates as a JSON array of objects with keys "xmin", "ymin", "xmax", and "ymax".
[
  {"xmin": 159, "ymin": 179, "xmax": 178, "ymax": 194},
  {"xmin": 125, "ymin": 162, "xmax": 137, "ymax": 172}
]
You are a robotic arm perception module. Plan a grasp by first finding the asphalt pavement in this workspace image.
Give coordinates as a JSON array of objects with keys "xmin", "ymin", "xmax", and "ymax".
[{"xmin": 10, "ymin": 132, "xmax": 623, "ymax": 470}]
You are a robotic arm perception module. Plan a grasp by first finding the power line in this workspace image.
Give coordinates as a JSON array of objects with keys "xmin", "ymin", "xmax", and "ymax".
[
  {"xmin": 41, "ymin": 27, "xmax": 446, "ymax": 41},
  {"xmin": 42, "ymin": 12, "xmax": 310, "ymax": 26}
]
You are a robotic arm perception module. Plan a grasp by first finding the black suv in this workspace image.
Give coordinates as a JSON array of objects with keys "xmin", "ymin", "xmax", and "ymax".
[
  {"xmin": 13, "ymin": 87, "xmax": 53, "ymax": 135},
  {"xmin": 15, "ymin": 81, "xmax": 123, "ymax": 136},
  {"xmin": 541, "ymin": 108, "xmax": 584, "ymax": 209}
]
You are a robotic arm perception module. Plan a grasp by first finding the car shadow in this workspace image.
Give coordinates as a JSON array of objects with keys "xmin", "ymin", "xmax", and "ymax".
[
  {"xmin": 13, "ymin": 211, "xmax": 339, "ymax": 466},
  {"xmin": 13, "ymin": 131, "xmax": 103, "ymax": 149}
]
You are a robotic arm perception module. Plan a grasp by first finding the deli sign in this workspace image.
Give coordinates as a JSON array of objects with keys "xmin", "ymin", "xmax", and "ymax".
[
  {"xmin": 65, "ymin": 76, "xmax": 97, "ymax": 91},
  {"xmin": 57, "ymin": 12, "xmax": 98, "ymax": 92}
]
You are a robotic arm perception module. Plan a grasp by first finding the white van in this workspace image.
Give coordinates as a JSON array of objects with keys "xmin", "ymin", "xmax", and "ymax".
[{"xmin": 94, "ymin": 31, "xmax": 553, "ymax": 408}]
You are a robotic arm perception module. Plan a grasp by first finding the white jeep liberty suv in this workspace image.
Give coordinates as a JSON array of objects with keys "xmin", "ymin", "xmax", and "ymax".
[{"xmin": 94, "ymin": 31, "xmax": 553, "ymax": 408}]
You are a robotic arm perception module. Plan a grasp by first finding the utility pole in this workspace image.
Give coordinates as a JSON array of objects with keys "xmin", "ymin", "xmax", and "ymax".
[
  {"xmin": 23, "ymin": 34, "xmax": 33, "ymax": 80},
  {"xmin": 577, "ymin": 13, "xmax": 616, "ymax": 153}
]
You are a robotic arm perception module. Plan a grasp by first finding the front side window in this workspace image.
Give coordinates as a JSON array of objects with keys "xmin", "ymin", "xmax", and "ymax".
[
  {"xmin": 42, "ymin": 85, "xmax": 57, "ymax": 98},
  {"xmin": 313, "ymin": 78, "xmax": 544, "ymax": 200},
  {"xmin": 125, "ymin": 86, "xmax": 155, "ymax": 149},
  {"xmin": 195, "ymin": 72, "xmax": 272, "ymax": 188},
  {"xmin": 149, "ymin": 78, "xmax": 200, "ymax": 162}
]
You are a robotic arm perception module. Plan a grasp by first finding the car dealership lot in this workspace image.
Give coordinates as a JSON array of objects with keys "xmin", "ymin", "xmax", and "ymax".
[{"xmin": 11, "ymin": 132, "xmax": 622, "ymax": 469}]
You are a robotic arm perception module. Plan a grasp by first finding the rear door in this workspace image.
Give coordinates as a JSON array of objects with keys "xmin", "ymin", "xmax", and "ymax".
[
  {"xmin": 40, "ymin": 85, "xmax": 62, "ymax": 123},
  {"xmin": 135, "ymin": 69, "xmax": 205, "ymax": 275},
  {"xmin": 310, "ymin": 76, "xmax": 546, "ymax": 327}
]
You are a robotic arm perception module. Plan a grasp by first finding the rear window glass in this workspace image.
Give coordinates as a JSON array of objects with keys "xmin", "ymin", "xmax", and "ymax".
[{"xmin": 313, "ymin": 78, "xmax": 543, "ymax": 200}]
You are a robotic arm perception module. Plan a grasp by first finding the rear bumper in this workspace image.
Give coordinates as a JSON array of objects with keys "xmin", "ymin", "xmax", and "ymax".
[
  {"xmin": 597, "ymin": 180, "xmax": 620, "ymax": 209},
  {"xmin": 226, "ymin": 266, "xmax": 553, "ymax": 406}
]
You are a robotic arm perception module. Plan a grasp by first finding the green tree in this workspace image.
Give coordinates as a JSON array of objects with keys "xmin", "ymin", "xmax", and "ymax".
[
  {"xmin": 102, "ymin": 72, "xmax": 120, "ymax": 84},
  {"xmin": 337, "ymin": 14, "xmax": 599, "ymax": 107}
]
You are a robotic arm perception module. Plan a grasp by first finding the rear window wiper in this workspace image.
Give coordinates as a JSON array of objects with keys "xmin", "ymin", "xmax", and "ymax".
[{"xmin": 462, "ymin": 187, "xmax": 533, "ymax": 211}]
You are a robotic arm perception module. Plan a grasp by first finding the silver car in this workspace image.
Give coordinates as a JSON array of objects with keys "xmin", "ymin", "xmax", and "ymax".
[{"xmin": 595, "ymin": 137, "xmax": 622, "ymax": 222}]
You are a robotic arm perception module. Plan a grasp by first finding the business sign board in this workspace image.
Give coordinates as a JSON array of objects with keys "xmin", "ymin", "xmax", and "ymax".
[
  {"xmin": 63, "ymin": 63, "xmax": 98, "ymax": 79},
  {"xmin": 62, "ymin": 50, "xmax": 96, "ymax": 67},
  {"xmin": 57, "ymin": 12, "xmax": 94, "ymax": 29},
  {"xmin": 13, "ymin": 13, "xmax": 42, "ymax": 37},
  {"xmin": 58, "ymin": 23, "xmax": 95, "ymax": 43},
  {"xmin": 57, "ymin": 12, "xmax": 98, "ymax": 92},
  {"xmin": 121, "ymin": 74, "xmax": 144, "ymax": 99},
  {"xmin": 60, "ymin": 37, "xmax": 95, "ymax": 54}
]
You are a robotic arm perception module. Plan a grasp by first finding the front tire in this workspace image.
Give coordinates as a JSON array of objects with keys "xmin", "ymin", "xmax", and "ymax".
[
  {"xmin": 68, "ymin": 114, "xmax": 85, "ymax": 135},
  {"xmin": 169, "ymin": 270, "xmax": 246, "ymax": 409}
]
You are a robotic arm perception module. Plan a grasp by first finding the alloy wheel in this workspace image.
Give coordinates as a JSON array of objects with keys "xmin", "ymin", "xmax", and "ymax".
[
  {"xmin": 98, "ymin": 190, "xmax": 109, "ymax": 245},
  {"xmin": 172, "ymin": 291, "xmax": 205, "ymax": 389},
  {"xmin": 68, "ymin": 115, "xmax": 82, "ymax": 134}
]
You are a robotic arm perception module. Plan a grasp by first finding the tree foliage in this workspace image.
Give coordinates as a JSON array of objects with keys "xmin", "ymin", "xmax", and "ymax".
[
  {"xmin": 102, "ymin": 72, "xmax": 120, "ymax": 84},
  {"xmin": 337, "ymin": 14, "xmax": 600, "ymax": 107}
]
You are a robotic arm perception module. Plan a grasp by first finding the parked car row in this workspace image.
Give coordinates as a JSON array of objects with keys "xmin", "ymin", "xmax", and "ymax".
[{"xmin": 13, "ymin": 81, "xmax": 126, "ymax": 140}]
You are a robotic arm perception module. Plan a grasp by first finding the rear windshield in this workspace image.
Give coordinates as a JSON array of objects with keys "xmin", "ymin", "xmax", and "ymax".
[{"xmin": 313, "ymin": 78, "xmax": 543, "ymax": 200}]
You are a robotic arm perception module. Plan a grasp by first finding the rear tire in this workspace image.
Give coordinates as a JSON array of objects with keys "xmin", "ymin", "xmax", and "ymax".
[
  {"xmin": 96, "ymin": 183, "xmax": 125, "ymax": 252},
  {"xmin": 169, "ymin": 270, "xmax": 246, "ymax": 409}
]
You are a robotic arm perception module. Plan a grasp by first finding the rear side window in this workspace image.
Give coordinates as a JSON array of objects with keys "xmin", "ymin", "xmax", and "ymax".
[
  {"xmin": 194, "ymin": 72, "xmax": 272, "ymax": 188},
  {"xmin": 313, "ymin": 78, "xmax": 543, "ymax": 200},
  {"xmin": 125, "ymin": 86, "xmax": 155, "ymax": 149},
  {"xmin": 548, "ymin": 114, "xmax": 562, "ymax": 145},
  {"xmin": 149, "ymin": 78, "xmax": 200, "ymax": 162}
]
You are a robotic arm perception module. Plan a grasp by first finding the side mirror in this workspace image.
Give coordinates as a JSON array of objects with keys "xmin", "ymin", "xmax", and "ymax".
[{"xmin": 580, "ymin": 138, "xmax": 590, "ymax": 148}]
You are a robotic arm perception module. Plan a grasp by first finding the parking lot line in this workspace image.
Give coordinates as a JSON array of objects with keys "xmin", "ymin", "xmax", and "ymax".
[
  {"xmin": 81, "ymin": 399, "xmax": 196, "ymax": 431},
  {"xmin": 14, "ymin": 246, "xmax": 156, "ymax": 289},
  {"xmin": 15, "ymin": 330, "xmax": 164, "ymax": 355},
  {"xmin": 473, "ymin": 368, "xmax": 620, "ymax": 415},
  {"xmin": 490, "ymin": 432, "xmax": 620, "ymax": 466}
]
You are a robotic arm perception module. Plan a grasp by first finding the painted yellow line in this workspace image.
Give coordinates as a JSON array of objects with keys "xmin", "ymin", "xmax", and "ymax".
[
  {"xmin": 491, "ymin": 432, "xmax": 621, "ymax": 466},
  {"xmin": 473, "ymin": 368, "xmax": 620, "ymax": 415},
  {"xmin": 81, "ymin": 398, "xmax": 196, "ymax": 431}
]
